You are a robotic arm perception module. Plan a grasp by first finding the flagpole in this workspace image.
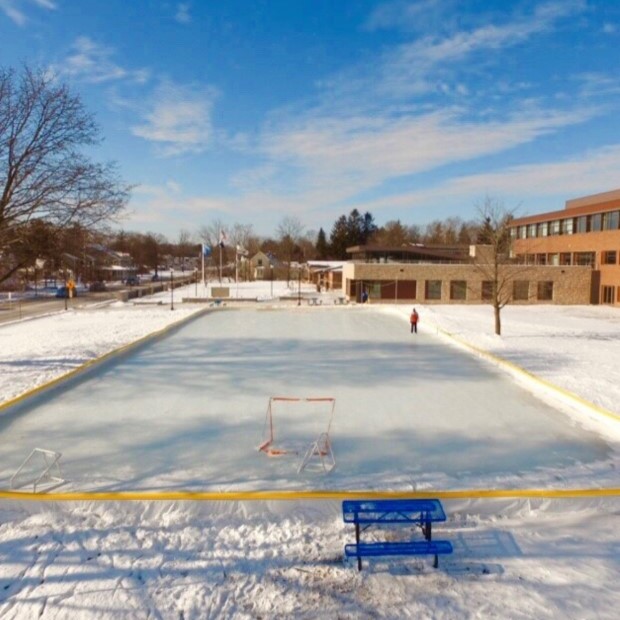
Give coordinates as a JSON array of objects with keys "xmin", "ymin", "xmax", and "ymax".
[
  {"xmin": 201, "ymin": 245, "xmax": 205, "ymax": 285},
  {"xmin": 219, "ymin": 244, "xmax": 222, "ymax": 284}
]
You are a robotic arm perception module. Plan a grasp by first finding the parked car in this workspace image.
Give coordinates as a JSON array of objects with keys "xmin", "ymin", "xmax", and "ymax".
[
  {"xmin": 55, "ymin": 286, "xmax": 77, "ymax": 298},
  {"xmin": 125, "ymin": 275, "xmax": 140, "ymax": 286},
  {"xmin": 89, "ymin": 281, "xmax": 107, "ymax": 292}
]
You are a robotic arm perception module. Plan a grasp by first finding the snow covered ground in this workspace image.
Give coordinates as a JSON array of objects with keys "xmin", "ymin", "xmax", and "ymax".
[{"xmin": 0, "ymin": 284, "xmax": 618, "ymax": 619}]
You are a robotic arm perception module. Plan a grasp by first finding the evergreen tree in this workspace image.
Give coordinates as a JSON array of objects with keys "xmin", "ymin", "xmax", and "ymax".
[
  {"xmin": 329, "ymin": 215, "xmax": 349, "ymax": 259},
  {"xmin": 315, "ymin": 227, "xmax": 329, "ymax": 259}
]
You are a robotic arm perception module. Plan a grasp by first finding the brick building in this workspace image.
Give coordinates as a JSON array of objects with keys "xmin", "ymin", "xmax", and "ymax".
[
  {"xmin": 510, "ymin": 189, "xmax": 620, "ymax": 305},
  {"xmin": 342, "ymin": 244, "xmax": 593, "ymax": 304}
]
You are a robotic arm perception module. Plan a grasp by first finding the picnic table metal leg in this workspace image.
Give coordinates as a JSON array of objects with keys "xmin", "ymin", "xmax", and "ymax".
[{"xmin": 355, "ymin": 523, "xmax": 362, "ymax": 571}]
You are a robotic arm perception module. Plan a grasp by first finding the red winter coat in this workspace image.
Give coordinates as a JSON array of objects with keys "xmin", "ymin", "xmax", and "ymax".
[{"xmin": 410, "ymin": 311, "xmax": 419, "ymax": 324}]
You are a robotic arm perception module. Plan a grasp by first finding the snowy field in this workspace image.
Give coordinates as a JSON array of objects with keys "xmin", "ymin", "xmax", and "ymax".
[{"xmin": 0, "ymin": 284, "xmax": 618, "ymax": 618}]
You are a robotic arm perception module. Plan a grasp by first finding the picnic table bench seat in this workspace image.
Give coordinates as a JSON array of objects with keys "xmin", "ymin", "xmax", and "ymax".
[{"xmin": 345, "ymin": 540, "xmax": 453, "ymax": 560}]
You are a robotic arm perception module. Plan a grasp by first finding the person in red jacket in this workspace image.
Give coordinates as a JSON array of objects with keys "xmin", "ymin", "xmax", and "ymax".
[{"xmin": 410, "ymin": 308, "xmax": 419, "ymax": 334}]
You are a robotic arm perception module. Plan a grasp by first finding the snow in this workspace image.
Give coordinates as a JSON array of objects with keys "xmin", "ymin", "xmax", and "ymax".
[{"xmin": 0, "ymin": 284, "xmax": 618, "ymax": 619}]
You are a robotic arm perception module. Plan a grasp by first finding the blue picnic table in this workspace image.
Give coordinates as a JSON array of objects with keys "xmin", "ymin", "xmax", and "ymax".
[{"xmin": 343, "ymin": 498, "xmax": 453, "ymax": 571}]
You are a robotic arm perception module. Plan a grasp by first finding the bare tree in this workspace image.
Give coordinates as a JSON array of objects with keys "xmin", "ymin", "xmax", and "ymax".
[
  {"xmin": 470, "ymin": 196, "xmax": 521, "ymax": 335},
  {"xmin": 0, "ymin": 66, "xmax": 130, "ymax": 283},
  {"xmin": 276, "ymin": 215, "xmax": 304, "ymax": 284}
]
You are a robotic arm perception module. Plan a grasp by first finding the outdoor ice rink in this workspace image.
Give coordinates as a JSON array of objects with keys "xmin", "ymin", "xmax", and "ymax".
[{"xmin": 0, "ymin": 306, "xmax": 612, "ymax": 492}]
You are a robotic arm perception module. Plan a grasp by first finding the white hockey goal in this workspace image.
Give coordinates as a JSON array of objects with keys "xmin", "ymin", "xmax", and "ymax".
[{"xmin": 258, "ymin": 396, "xmax": 335, "ymax": 457}]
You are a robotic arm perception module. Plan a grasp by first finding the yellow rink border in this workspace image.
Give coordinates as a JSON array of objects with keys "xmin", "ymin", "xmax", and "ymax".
[
  {"xmin": 429, "ymin": 323, "xmax": 620, "ymax": 425},
  {"xmin": 0, "ymin": 488, "xmax": 619, "ymax": 501},
  {"xmin": 0, "ymin": 306, "xmax": 209, "ymax": 414}
]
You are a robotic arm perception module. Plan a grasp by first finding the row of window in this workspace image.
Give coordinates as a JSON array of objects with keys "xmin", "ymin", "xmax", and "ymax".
[
  {"xmin": 512, "ymin": 210, "xmax": 620, "ymax": 240},
  {"xmin": 365, "ymin": 280, "xmax": 554, "ymax": 301},
  {"xmin": 518, "ymin": 250, "xmax": 620, "ymax": 266}
]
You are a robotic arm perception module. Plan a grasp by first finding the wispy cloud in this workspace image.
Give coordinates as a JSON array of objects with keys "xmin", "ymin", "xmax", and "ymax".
[
  {"xmin": 373, "ymin": 0, "xmax": 587, "ymax": 99},
  {"xmin": 59, "ymin": 37, "xmax": 149, "ymax": 84},
  {"xmin": 175, "ymin": 3, "xmax": 191, "ymax": 24},
  {"xmin": 0, "ymin": 0, "xmax": 55, "ymax": 26},
  {"xmin": 365, "ymin": 0, "xmax": 457, "ymax": 34},
  {"xmin": 347, "ymin": 144, "xmax": 620, "ymax": 217},
  {"xmin": 131, "ymin": 81, "xmax": 218, "ymax": 156},
  {"xmin": 225, "ymin": 0, "xmax": 595, "ymax": 227}
]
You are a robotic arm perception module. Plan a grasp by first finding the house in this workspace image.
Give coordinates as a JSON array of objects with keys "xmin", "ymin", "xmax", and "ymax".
[{"xmin": 249, "ymin": 251, "xmax": 274, "ymax": 280}]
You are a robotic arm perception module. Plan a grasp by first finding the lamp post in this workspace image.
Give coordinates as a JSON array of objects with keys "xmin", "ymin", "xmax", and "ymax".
[
  {"xmin": 170, "ymin": 268, "xmax": 174, "ymax": 311},
  {"xmin": 194, "ymin": 268, "xmax": 198, "ymax": 297},
  {"xmin": 63, "ymin": 263, "xmax": 68, "ymax": 311},
  {"xmin": 270, "ymin": 264, "xmax": 274, "ymax": 298},
  {"xmin": 297, "ymin": 268, "xmax": 301, "ymax": 306}
]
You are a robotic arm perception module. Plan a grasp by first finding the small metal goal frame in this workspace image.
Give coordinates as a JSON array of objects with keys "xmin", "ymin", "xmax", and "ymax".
[
  {"xmin": 10, "ymin": 448, "xmax": 65, "ymax": 493},
  {"xmin": 258, "ymin": 396, "xmax": 336, "ymax": 457}
]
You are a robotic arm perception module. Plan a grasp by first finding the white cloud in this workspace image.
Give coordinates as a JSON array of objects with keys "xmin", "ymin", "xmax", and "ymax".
[
  {"xmin": 60, "ymin": 37, "xmax": 149, "ymax": 84},
  {"xmin": 131, "ymin": 81, "xmax": 218, "ymax": 156},
  {"xmin": 175, "ymin": 3, "xmax": 191, "ymax": 24},
  {"xmin": 0, "ymin": 0, "xmax": 55, "ymax": 25},
  {"xmin": 365, "ymin": 0, "xmax": 456, "ymax": 33},
  {"xmin": 258, "ymin": 106, "xmax": 596, "ymax": 199},
  {"xmin": 347, "ymin": 144, "xmax": 620, "ymax": 217},
  {"xmin": 374, "ymin": 1, "xmax": 587, "ymax": 99}
]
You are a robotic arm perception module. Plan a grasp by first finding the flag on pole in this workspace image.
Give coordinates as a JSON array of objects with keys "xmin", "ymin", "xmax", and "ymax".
[
  {"xmin": 202, "ymin": 243, "xmax": 212, "ymax": 257},
  {"xmin": 219, "ymin": 230, "xmax": 227, "ymax": 248}
]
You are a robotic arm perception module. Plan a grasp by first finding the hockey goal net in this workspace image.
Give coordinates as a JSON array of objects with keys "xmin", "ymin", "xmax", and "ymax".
[{"xmin": 258, "ymin": 396, "xmax": 336, "ymax": 457}]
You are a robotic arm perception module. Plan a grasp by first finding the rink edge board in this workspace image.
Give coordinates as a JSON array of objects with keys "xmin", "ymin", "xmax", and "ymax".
[
  {"xmin": 0, "ymin": 487, "xmax": 619, "ymax": 501},
  {"xmin": 426, "ymin": 321, "xmax": 620, "ymax": 425},
  {"xmin": 0, "ymin": 305, "xmax": 213, "ymax": 415}
]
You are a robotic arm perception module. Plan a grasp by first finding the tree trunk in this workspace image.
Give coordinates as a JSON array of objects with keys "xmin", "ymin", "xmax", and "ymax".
[{"xmin": 494, "ymin": 302, "xmax": 502, "ymax": 335}]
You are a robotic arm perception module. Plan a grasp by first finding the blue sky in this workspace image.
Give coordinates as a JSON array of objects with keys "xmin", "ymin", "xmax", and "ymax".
[{"xmin": 2, "ymin": 0, "xmax": 620, "ymax": 241}]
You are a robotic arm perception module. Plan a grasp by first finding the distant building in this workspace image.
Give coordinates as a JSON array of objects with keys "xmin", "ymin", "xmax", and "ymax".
[
  {"xmin": 342, "ymin": 243, "xmax": 594, "ymax": 305},
  {"xmin": 510, "ymin": 189, "xmax": 620, "ymax": 305},
  {"xmin": 307, "ymin": 261, "xmax": 345, "ymax": 292}
]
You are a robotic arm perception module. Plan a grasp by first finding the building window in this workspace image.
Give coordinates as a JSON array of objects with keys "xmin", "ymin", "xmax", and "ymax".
[
  {"xmin": 590, "ymin": 213, "xmax": 602, "ymax": 232},
  {"xmin": 576, "ymin": 216, "xmax": 587, "ymax": 233},
  {"xmin": 481, "ymin": 281, "xmax": 494, "ymax": 301},
  {"xmin": 537, "ymin": 222, "xmax": 548, "ymax": 237},
  {"xmin": 519, "ymin": 226, "xmax": 527, "ymax": 239},
  {"xmin": 603, "ymin": 211, "xmax": 619, "ymax": 230},
  {"xmin": 549, "ymin": 220, "xmax": 560, "ymax": 235},
  {"xmin": 561, "ymin": 219, "xmax": 574, "ymax": 235},
  {"xmin": 602, "ymin": 286, "xmax": 615, "ymax": 304},
  {"xmin": 450, "ymin": 280, "xmax": 467, "ymax": 300},
  {"xmin": 602, "ymin": 251, "xmax": 617, "ymax": 265},
  {"xmin": 536, "ymin": 253, "xmax": 547, "ymax": 265},
  {"xmin": 425, "ymin": 280, "xmax": 442, "ymax": 300},
  {"xmin": 537, "ymin": 281, "xmax": 553, "ymax": 301},
  {"xmin": 528, "ymin": 224, "xmax": 537, "ymax": 238},
  {"xmin": 548, "ymin": 253, "xmax": 559, "ymax": 266},
  {"xmin": 513, "ymin": 280, "xmax": 529, "ymax": 301},
  {"xmin": 574, "ymin": 252, "xmax": 595, "ymax": 266},
  {"xmin": 368, "ymin": 283, "xmax": 382, "ymax": 299},
  {"xmin": 560, "ymin": 253, "xmax": 572, "ymax": 265}
]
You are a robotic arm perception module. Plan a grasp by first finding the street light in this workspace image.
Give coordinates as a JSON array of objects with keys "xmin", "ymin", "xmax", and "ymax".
[
  {"xmin": 170, "ymin": 268, "xmax": 174, "ymax": 311},
  {"xmin": 63, "ymin": 263, "xmax": 68, "ymax": 311},
  {"xmin": 270, "ymin": 264, "xmax": 274, "ymax": 298},
  {"xmin": 194, "ymin": 268, "xmax": 198, "ymax": 297},
  {"xmin": 297, "ymin": 268, "xmax": 301, "ymax": 306}
]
